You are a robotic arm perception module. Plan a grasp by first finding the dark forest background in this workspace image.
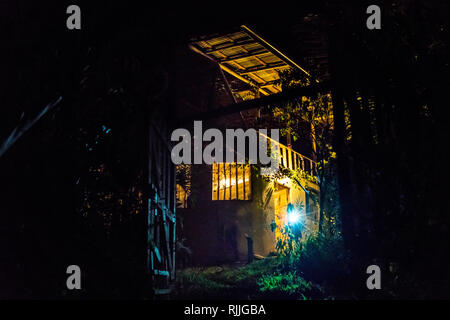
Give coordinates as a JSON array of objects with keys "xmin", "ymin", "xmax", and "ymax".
[{"xmin": 0, "ymin": 1, "xmax": 448, "ymax": 299}]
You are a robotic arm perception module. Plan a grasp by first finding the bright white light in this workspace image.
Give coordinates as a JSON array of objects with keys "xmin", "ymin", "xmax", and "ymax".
[{"xmin": 287, "ymin": 210, "xmax": 301, "ymax": 225}]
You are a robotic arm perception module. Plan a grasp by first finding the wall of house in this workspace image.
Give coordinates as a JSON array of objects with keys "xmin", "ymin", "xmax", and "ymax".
[
  {"xmin": 179, "ymin": 164, "xmax": 320, "ymax": 266},
  {"xmin": 179, "ymin": 164, "xmax": 271, "ymax": 265}
]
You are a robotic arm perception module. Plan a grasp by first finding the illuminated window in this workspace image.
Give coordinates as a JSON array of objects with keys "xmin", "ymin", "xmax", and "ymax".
[
  {"xmin": 212, "ymin": 163, "xmax": 251, "ymax": 200},
  {"xmin": 176, "ymin": 184, "xmax": 188, "ymax": 208}
]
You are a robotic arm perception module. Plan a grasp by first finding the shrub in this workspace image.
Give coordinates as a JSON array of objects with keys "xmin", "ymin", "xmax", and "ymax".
[{"xmin": 287, "ymin": 233, "xmax": 348, "ymax": 288}]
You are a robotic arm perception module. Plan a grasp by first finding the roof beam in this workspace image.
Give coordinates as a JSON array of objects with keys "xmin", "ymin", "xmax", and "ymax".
[
  {"xmin": 202, "ymin": 38, "xmax": 255, "ymax": 54},
  {"xmin": 238, "ymin": 62, "xmax": 288, "ymax": 75},
  {"xmin": 189, "ymin": 43, "xmax": 265, "ymax": 91},
  {"xmin": 178, "ymin": 80, "xmax": 331, "ymax": 124},
  {"xmin": 219, "ymin": 49, "xmax": 269, "ymax": 63}
]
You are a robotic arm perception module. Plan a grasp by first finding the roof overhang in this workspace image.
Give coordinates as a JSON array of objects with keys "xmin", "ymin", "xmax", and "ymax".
[{"xmin": 189, "ymin": 25, "xmax": 312, "ymax": 100}]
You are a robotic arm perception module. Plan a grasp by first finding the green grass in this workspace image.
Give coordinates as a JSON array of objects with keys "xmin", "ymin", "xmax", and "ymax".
[{"xmin": 174, "ymin": 257, "xmax": 324, "ymax": 300}]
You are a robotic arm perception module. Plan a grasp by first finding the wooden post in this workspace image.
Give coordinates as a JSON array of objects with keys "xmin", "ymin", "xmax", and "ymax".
[
  {"xmin": 223, "ymin": 163, "xmax": 226, "ymax": 200},
  {"xmin": 242, "ymin": 164, "xmax": 246, "ymax": 200},
  {"xmin": 235, "ymin": 164, "xmax": 238, "ymax": 200}
]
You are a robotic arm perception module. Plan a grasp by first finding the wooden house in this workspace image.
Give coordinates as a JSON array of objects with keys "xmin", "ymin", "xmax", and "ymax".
[{"xmin": 175, "ymin": 26, "xmax": 321, "ymax": 266}]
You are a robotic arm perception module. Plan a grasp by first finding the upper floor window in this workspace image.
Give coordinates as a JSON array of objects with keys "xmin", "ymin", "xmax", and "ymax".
[{"xmin": 212, "ymin": 163, "xmax": 251, "ymax": 200}]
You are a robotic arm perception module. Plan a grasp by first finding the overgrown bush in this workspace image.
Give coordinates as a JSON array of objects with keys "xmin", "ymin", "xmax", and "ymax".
[
  {"xmin": 175, "ymin": 259, "xmax": 280, "ymax": 299},
  {"xmin": 175, "ymin": 256, "xmax": 330, "ymax": 299},
  {"xmin": 285, "ymin": 233, "xmax": 348, "ymax": 289}
]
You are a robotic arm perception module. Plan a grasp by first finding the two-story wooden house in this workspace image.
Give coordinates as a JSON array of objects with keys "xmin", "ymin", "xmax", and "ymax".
[{"xmin": 175, "ymin": 26, "xmax": 321, "ymax": 266}]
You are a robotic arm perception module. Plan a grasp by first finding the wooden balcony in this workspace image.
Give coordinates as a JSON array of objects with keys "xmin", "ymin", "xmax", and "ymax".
[{"xmin": 259, "ymin": 132, "xmax": 318, "ymax": 182}]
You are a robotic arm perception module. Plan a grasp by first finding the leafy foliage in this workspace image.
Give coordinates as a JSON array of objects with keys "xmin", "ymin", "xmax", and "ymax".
[
  {"xmin": 175, "ymin": 257, "xmax": 324, "ymax": 300},
  {"xmin": 275, "ymin": 202, "xmax": 305, "ymax": 257},
  {"xmin": 286, "ymin": 234, "xmax": 347, "ymax": 289}
]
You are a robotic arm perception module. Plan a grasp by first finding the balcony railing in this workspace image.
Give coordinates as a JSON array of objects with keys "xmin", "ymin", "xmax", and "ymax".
[{"xmin": 259, "ymin": 132, "xmax": 318, "ymax": 180}]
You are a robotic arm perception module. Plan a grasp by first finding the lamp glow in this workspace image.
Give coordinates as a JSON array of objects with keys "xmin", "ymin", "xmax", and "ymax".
[
  {"xmin": 287, "ymin": 210, "xmax": 301, "ymax": 225},
  {"xmin": 286, "ymin": 203, "xmax": 301, "ymax": 225}
]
